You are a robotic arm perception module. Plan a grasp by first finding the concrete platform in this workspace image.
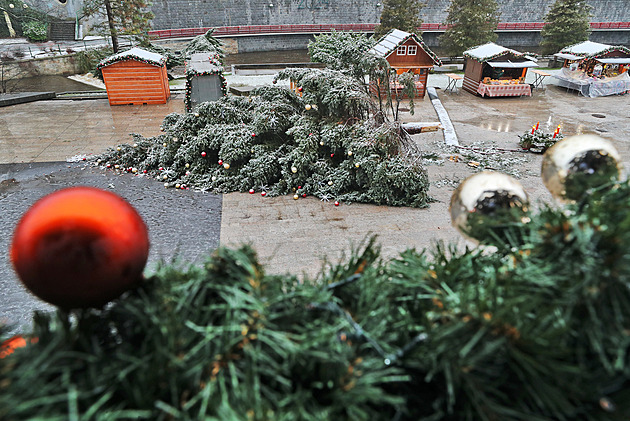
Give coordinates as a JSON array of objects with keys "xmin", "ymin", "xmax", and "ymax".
[{"xmin": 0, "ymin": 92, "xmax": 55, "ymax": 107}]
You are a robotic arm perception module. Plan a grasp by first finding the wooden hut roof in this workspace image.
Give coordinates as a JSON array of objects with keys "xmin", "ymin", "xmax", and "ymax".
[
  {"xmin": 97, "ymin": 47, "xmax": 167, "ymax": 69},
  {"xmin": 463, "ymin": 42, "xmax": 529, "ymax": 63},
  {"xmin": 368, "ymin": 29, "xmax": 442, "ymax": 66},
  {"xmin": 559, "ymin": 40, "xmax": 630, "ymax": 59}
]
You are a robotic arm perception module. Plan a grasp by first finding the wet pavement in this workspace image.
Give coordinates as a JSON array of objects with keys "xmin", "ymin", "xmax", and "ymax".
[
  {"xmin": 0, "ymin": 161, "xmax": 222, "ymax": 331},
  {"xmin": 1, "ymin": 82, "xmax": 629, "ymax": 333}
]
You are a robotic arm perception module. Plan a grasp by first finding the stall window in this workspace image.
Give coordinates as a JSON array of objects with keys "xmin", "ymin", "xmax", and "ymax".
[
  {"xmin": 397, "ymin": 46, "xmax": 407, "ymax": 55},
  {"xmin": 407, "ymin": 45, "xmax": 417, "ymax": 55}
]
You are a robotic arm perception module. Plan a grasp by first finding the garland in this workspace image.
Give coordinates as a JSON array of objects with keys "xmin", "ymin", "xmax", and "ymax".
[
  {"xmin": 560, "ymin": 42, "xmax": 630, "ymax": 59},
  {"xmin": 373, "ymin": 29, "xmax": 443, "ymax": 67},
  {"xmin": 463, "ymin": 43, "xmax": 527, "ymax": 63},
  {"xmin": 97, "ymin": 49, "xmax": 167, "ymax": 70},
  {"xmin": 184, "ymin": 64, "xmax": 227, "ymax": 112},
  {"xmin": 592, "ymin": 46, "xmax": 630, "ymax": 59}
]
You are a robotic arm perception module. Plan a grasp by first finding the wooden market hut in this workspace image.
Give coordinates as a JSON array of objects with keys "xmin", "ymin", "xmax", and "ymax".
[
  {"xmin": 98, "ymin": 47, "xmax": 170, "ymax": 105},
  {"xmin": 185, "ymin": 53, "xmax": 227, "ymax": 112},
  {"xmin": 368, "ymin": 29, "xmax": 442, "ymax": 98},
  {"xmin": 462, "ymin": 42, "xmax": 538, "ymax": 97},
  {"xmin": 554, "ymin": 40, "xmax": 630, "ymax": 75},
  {"xmin": 552, "ymin": 41, "xmax": 630, "ymax": 97}
]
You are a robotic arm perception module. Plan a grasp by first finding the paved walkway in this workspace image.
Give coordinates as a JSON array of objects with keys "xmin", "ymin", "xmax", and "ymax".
[{"xmin": 2, "ymin": 84, "xmax": 630, "ymax": 332}]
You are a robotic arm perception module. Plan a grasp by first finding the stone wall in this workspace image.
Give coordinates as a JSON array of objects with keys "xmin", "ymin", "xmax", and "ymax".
[
  {"xmin": 1, "ymin": 54, "xmax": 79, "ymax": 80},
  {"xmin": 150, "ymin": 0, "xmax": 630, "ymax": 30}
]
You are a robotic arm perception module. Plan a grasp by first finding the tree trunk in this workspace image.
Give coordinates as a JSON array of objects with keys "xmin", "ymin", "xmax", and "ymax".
[{"xmin": 103, "ymin": 0, "xmax": 119, "ymax": 53}]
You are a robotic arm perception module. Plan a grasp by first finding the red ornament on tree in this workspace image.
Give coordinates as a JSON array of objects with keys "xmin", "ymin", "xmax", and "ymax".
[
  {"xmin": 334, "ymin": 201, "xmax": 340, "ymax": 207},
  {"xmin": 297, "ymin": 86, "xmax": 303, "ymax": 92},
  {"xmin": 218, "ymin": 159, "xmax": 223, "ymax": 166},
  {"xmin": 330, "ymin": 153, "xmax": 335, "ymax": 158},
  {"xmin": 261, "ymin": 191, "xmax": 267, "ymax": 197},
  {"xmin": 10, "ymin": 187, "xmax": 150, "ymax": 309},
  {"xmin": 249, "ymin": 188, "xmax": 255, "ymax": 194},
  {"xmin": 201, "ymin": 152, "xmax": 206, "ymax": 157}
]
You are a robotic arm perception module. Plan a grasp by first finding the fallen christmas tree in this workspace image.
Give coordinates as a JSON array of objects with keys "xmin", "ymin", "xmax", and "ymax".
[
  {"xmin": 95, "ymin": 67, "xmax": 431, "ymax": 208},
  {"xmin": 2, "ymin": 135, "xmax": 630, "ymax": 420}
]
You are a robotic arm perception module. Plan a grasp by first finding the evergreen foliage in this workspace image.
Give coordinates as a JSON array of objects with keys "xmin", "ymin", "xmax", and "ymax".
[
  {"xmin": 21, "ymin": 20, "xmax": 48, "ymax": 42},
  {"xmin": 0, "ymin": 0, "xmax": 54, "ymax": 39},
  {"xmin": 308, "ymin": 30, "xmax": 419, "ymax": 121},
  {"xmin": 374, "ymin": 0, "xmax": 424, "ymax": 38},
  {"xmin": 308, "ymin": 30, "xmax": 377, "ymax": 83},
  {"xmin": 4, "ymin": 176, "xmax": 630, "ymax": 419},
  {"xmin": 75, "ymin": 47, "xmax": 114, "ymax": 79},
  {"xmin": 137, "ymin": 29, "xmax": 224, "ymax": 70},
  {"xmin": 95, "ymin": 67, "xmax": 430, "ymax": 207},
  {"xmin": 181, "ymin": 29, "xmax": 225, "ymax": 61},
  {"xmin": 518, "ymin": 129, "xmax": 563, "ymax": 154},
  {"xmin": 439, "ymin": 0, "xmax": 501, "ymax": 57},
  {"xmin": 540, "ymin": 0, "xmax": 592, "ymax": 55},
  {"xmin": 82, "ymin": 0, "xmax": 154, "ymax": 46}
]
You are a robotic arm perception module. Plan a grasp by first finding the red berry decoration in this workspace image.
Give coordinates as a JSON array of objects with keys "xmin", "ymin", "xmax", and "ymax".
[
  {"xmin": 10, "ymin": 187, "xmax": 150, "ymax": 309},
  {"xmin": 334, "ymin": 201, "xmax": 340, "ymax": 207},
  {"xmin": 201, "ymin": 152, "xmax": 207, "ymax": 157},
  {"xmin": 297, "ymin": 86, "xmax": 303, "ymax": 92},
  {"xmin": 330, "ymin": 153, "xmax": 335, "ymax": 158},
  {"xmin": 249, "ymin": 188, "xmax": 255, "ymax": 194}
]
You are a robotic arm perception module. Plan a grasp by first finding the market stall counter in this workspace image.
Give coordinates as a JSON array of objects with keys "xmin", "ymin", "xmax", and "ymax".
[{"xmin": 462, "ymin": 42, "xmax": 538, "ymax": 98}]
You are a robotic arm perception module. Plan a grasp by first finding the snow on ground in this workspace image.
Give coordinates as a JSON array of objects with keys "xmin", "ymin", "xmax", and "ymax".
[{"xmin": 68, "ymin": 74, "xmax": 106, "ymax": 89}]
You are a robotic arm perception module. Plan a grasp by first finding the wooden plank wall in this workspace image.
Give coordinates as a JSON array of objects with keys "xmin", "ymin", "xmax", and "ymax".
[
  {"xmin": 462, "ymin": 59, "xmax": 483, "ymax": 95},
  {"xmin": 102, "ymin": 60, "xmax": 171, "ymax": 105}
]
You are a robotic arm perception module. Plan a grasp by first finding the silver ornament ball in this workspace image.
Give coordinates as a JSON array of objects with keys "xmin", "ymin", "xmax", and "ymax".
[{"xmin": 541, "ymin": 134, "xmax": 622, "ymax": 201}]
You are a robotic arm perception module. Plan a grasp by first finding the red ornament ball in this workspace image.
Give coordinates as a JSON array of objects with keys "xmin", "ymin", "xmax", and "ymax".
[
  {"xmin": 249, "ymin": 188, "xmax": 255, "ymax": 194},
  {"xmin": 201, "ymin": 152, "xmax": 207, "ymax": 157},
  {"xmin": 334, "ymin": 201, "xmax": 340, "ymax": 207},
  {"xmin": 218, "ymin": 159, "xmax": 223, "ymax": 166},
  {"xmin": 302, "ymin": 193, "xmax": 307, "ymax": 197},
  {"xmin": 10, "ymin": 187, "xmax": 150, "ymax": 309},
  {"xmin": 297, "ymin": 86, "xmax": 303, "ymax": 92},
  {"xmin": 330, "ymin": 153, "xmax": 335, "ymax": 158},
  {"xmin": 261, "ymin": 191, "xmax": 267, "ymax": 197}
]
